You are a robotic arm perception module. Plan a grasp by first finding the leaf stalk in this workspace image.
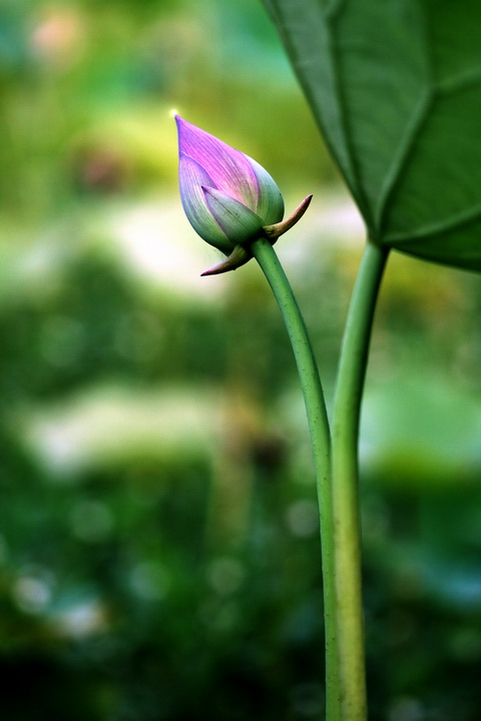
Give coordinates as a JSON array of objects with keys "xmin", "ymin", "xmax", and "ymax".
[{"xmin": 331, "ymin": 240, "xmax": 388, "ymax": 721}]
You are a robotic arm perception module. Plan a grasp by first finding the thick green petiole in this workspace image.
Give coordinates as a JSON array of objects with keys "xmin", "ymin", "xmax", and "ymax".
[
  {"xmin": 331, "ymin": 240, "xmax": 389, "ymax": 721},
  {"xmin": 250, "ymin": 236, "xmax": 339, "ymax": 721}
]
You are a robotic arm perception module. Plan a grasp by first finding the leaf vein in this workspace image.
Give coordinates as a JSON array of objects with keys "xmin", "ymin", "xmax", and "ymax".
[
  {"xmin": 436, "ymin": 67, "xmax": 481, "ymax": 97},
  {"xmin": 384, "ymin": 204, "xmax": 481, "ymax": 245},
  {"xmin": 374, "ymin": 0, "xmax": 435, "ymax": 236},
  {"xmin": 324, "ymin": 0, "xmax": 347, "ymax": 22},
  {"xmin": 375, "ymin": 90, "xmax": 434, "ymax": 232},
  {"xmin": 326, "ymin": 12, "xmax": 373, "ymax": 227}
]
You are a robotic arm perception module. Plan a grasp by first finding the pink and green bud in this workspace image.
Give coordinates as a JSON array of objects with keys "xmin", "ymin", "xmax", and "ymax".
[
  {"xmin": 175, "ymin": 115, "xmax": 313, "ymax": 275},
  {"xmin": 176, "ymin": 115, "xmax": 284, "ymax": 248}
]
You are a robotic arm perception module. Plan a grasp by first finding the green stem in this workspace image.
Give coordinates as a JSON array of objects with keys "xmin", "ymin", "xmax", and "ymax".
[
  {"xmin": 331, "ymin": 240, "xmax": 389, "ymax": 721},
  {"xmin": 250, "ymin": 236, "xmax": 339, "ymax": 721}
]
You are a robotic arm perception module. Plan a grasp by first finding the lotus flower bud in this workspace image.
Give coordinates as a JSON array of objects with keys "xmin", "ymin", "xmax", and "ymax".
[{"xmin": 175, "ymin": 115, "xmax": 312, "ymax": 275}]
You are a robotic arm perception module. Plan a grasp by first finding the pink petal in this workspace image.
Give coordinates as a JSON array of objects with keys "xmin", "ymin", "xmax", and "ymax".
[
  {"xmin": 176, "ymin": 116, "xmax": 259, "ymax": 210},
  {"xmin": 178, "ymin": 153, "xmax": 232, "ymax": 253}
]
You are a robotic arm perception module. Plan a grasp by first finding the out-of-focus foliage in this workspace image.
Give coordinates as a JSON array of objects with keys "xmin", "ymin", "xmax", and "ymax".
[{"xmin": 1, "ymin": 1, "xmax": 481, "ymax": 720}]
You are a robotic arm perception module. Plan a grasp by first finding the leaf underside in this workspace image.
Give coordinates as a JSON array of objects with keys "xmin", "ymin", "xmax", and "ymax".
[{"xmin": 261, "ymin": 0, "xmax": 481, "ymax": 271}]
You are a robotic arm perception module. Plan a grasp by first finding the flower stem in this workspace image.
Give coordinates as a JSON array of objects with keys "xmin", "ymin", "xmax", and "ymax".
[
  {"xmin": 250, "ymin": 236, "xmax": 339, "ymax": 721},
  {"xmin": 331, "ymin": 240, "xmax": 389, "ymax": 721}
]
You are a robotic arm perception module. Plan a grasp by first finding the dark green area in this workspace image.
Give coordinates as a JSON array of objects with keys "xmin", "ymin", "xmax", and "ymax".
[
  {"xmin": 1, "ymin": 1, "xmax": 481, "ymax": 719},
  {"xmin": 262, "ymin": 0, "xmax": 481, "ymax": 271}
]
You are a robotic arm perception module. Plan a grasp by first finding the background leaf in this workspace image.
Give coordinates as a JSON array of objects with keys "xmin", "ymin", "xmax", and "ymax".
[{"xmin": 261, "ymin": 0, "xmax": 481, "ymax": 271}]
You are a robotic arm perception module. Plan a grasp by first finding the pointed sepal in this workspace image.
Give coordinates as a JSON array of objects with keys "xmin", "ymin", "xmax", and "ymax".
[
  {"xmin": 262, "ymin": 195, "xmax": 313, "ymax": 244},
  {"xmin": 200, "ymin": 245, "xmax": 252, "ymax": 276}
]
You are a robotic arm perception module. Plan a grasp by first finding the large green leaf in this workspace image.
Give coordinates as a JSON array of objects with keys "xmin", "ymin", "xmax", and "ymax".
[{"xmin": 261, "ymin": 0, "xmax": 481, "ymax": 271}]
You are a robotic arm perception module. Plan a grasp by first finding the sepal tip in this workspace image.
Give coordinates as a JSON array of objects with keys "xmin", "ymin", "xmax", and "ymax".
[
  {"xmin": 201, "ymin": 245, "xmax": 252, "ymax": 276},
  {"xmin": 262, "ymin": 195, "xmax": 313, "ymax": 243}
]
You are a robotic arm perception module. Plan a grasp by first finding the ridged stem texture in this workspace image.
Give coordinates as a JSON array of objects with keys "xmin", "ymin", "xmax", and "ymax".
[{"xmin": 331, "ymin": 240, "xmax": 389, "ymax": 721}]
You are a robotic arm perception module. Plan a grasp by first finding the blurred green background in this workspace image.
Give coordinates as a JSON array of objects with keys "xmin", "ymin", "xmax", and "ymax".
[{"xmin": 2, "ymin": 1, "xmax": 481, "ymax": 719}]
